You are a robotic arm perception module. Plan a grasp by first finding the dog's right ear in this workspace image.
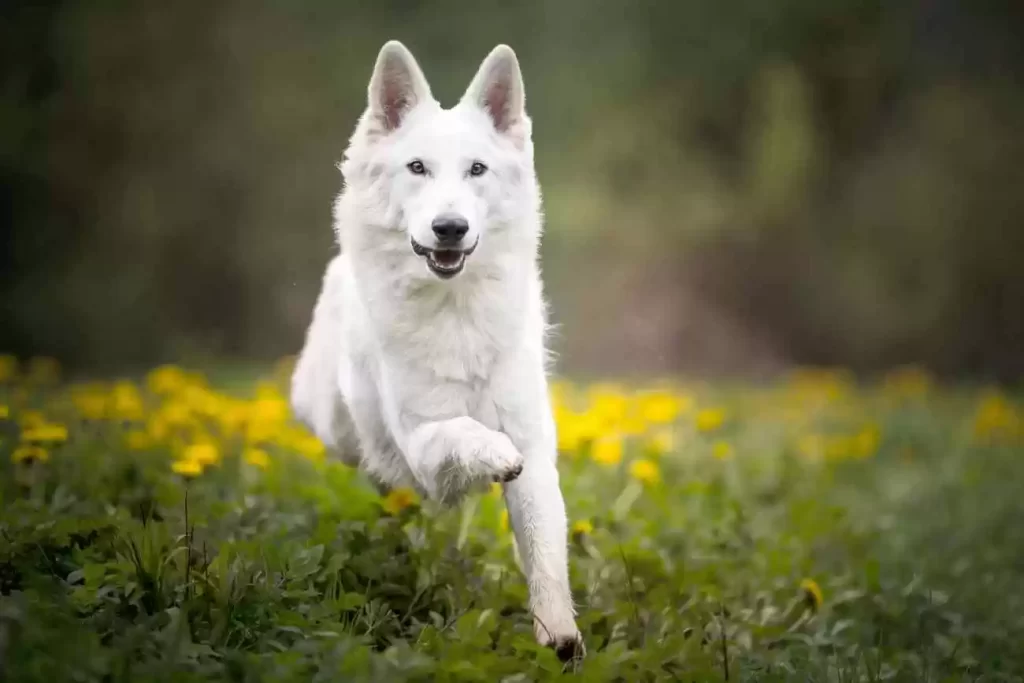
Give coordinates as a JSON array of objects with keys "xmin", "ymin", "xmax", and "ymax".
[{"xmin": 367, "ymin": 41, "xmax": 432, "ymax": 134}]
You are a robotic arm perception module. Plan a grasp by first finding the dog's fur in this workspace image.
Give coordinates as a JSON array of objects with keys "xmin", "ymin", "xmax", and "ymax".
[{"xmin": 290, "ymin": 41, "xmax": 582, "ymax": 657}]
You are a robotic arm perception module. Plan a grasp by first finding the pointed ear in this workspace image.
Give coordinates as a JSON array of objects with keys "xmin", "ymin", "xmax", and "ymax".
[
  {"xmin": 462, "ymin": 45, "xmax": 526, "ymax": 138},
  {"xmin": 367, "ymin": 41, "xmax": 432, "ymax": 133}
]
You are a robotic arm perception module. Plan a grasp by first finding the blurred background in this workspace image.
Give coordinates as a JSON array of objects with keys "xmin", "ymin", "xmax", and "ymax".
[{"xmin": 2, "ymin": 0, "xmax": 1022, "ymax": 381}]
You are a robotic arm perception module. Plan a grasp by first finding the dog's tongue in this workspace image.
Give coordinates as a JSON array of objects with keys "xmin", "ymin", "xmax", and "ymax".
[{"xmin": 433, "ymin": 250, "xmax": 462, "ymax": 266}]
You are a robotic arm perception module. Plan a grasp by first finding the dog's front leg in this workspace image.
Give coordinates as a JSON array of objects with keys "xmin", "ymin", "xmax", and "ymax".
[
  {"xmin": 503, "ymin": 455, "xmax": 583, "ymax": 660},
  {"xmin": 404, "ymin": 417, "xmax": 525, "ymax": 504},
  {"xmin": 493, "ymin": 359, "xmax": 584, "ymax": 660}
]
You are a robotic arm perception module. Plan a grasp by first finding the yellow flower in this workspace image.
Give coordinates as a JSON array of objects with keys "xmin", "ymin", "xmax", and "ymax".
[
  {"xmin": 557, "ymin": 410, "xmax": 603, "ymax": 454},
  {"xmin": 26, "ymin": 356, "xmax": 60, "ymax": 384},
  {"xmin": 639, "ymin": 390, "xmax": 689, "ymax": 424},
  {"xmin": 171, "ymin": 458, "xmax": 203, "ymax": 478},
  {"xmin": 12, "ymin": 445, "xmax": 49, "ymax": 463},
  {"xmin": 800, "ymin": 578, "xmax": 824, "ymax": 611},
  {"xmin": 382, "ymin": 487, "xmax": 419, "ymax": 515},
  {"xmin": 854, "ymin": 425, "xmax": 880, "ymax": 458},
  {"xmin": 250, "ymin": 396, "xmax": 288, "ymax": 424},
  {"xmin": 125, "ymin": 430, "xmax": 152, "ymax": 450},
  {"xmin": 572, "ymin": 520, "xmax": 594, "ymax": 536},
  {"xmin": 695, "ymin": 408, "xmax": 726, "ymax": 433},
  {"xmin": 18, "ymin": 410, "xmax": 47, "ymax": 429},
  {"xmin": 159, "ymin": 402, "xmax": 193, "ymax": 427},
  {"xmin": 645, "ymin": 429, "xmax": 674, "ymax": 456},
  {"xmin": 111, "ymin": 381, "xmax": 145, "ymax": 421},
  {"xmin": 798, "ymin": 434, "xmax": 823, "ymax": 460},
  {"xmin": 712, "ymin": 440, "xmax": 733, "ymax": 460},
  {"xmin": 588, "ymin": 386, "xmax": 629, "ymax": 424},
  {"xmin": 146, "ymin": 365, "xmax": 189, "ymax": 395},
  {"xmin": 290, "ymin": 433, "xmax": 326, "ymax": 461},
  {"xmin": 629, "ymin": 458, "xmax": 661, "ymax": 485},
  {"xmin": 21, "ymin": 423, "xmax": 69, "ymax": 444},
  {"xmin": 973, "ymin": 392, "xmax": 1018, "ymax": 441},
  {"xmin": 244, "ymin": 448, "xmax": 270, "ymax": 469},
  {"xmin": 0, "ymin": 355, "xmax": 17, "ymax": 382},
  {"xmin": 182, "ymin": 442, "xmax": 219, "ymax": 466},
  {"xmin": 591, "ymin": 434, "xmax": 623, "ymax": 466},
  {"xmin": 71, "ymin": 386, "xmax": 108, "ymax": 420},
  {"xmin": 620, "ymin": 415, "xmax": 648, "ymax": 436},
  {"xmin": 0, "ymin": 404, "xmax": 8, "ymax": 419},
  {"xmin": 824, "ymin": 436, "xmax": 852, "ymax": 460}
]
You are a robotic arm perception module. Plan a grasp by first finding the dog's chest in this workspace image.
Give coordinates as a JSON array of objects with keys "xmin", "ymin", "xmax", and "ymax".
[{"xmin": 385, "ymin": 279, "xmax": 523, "ymax": 385}]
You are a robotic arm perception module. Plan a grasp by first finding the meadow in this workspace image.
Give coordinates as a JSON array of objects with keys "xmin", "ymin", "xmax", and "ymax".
[{"xmin": 0, "ymin": 355, "xmax": 1022, "ymax": 682}]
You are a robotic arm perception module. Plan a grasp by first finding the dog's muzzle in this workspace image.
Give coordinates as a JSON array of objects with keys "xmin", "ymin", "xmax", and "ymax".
[{"xmin": 411, "ymin": 239, "xmax": 478, "ymax": 279}]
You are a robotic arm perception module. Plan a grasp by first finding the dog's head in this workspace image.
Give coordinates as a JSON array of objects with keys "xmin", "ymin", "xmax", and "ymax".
[{"xmin": 339, "ymin": 42, "xmax": 538, "ymax": 280}]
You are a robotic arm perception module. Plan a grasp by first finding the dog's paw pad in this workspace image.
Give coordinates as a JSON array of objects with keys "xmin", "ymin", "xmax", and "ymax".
[{"xmin": 552, "ymin": 634, "xmax": 585, "ymax": 662}]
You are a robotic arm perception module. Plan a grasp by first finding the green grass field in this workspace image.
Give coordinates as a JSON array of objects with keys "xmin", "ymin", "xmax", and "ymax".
[{"xmin": 1, "ymin": 359, "xmax": 1022, "ymax": 682}]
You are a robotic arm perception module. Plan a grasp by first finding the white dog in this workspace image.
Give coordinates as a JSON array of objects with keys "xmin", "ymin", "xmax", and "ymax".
[{"xmin": 290, "ymin": 41, "xmax": 583, "ymax": 659}]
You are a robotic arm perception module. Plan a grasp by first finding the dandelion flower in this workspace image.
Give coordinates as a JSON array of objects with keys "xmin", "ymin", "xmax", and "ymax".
[
  {"xmin": 620, "ymin": 415, "xmax": 647, "ymax": 436},
  {"xmin": 292, "ymin": 434, "xmax": 326, "ymax": 461},
  {"xmin": 182, "ymin": 443, "xmax": 219, "ymax": 466},
  {"xmin": 171, "ymin": 459, "xmax": 203, "ymax": 478},
  {"xmin": 244, "ymin": 448, "xmax": 270, "ymax": 469},
  {"xmin": 800, "ymin": 578, "xmax": 824, "ymax": 611},
  {"xmin": 18, "ymin": 410, "xmax": 47, "ymax": 429},
  {"xmin": 12, "ymin": 445, "xmax": 49, "ymax": 463},
  {"xmin": 21, "ymin": 423, "xmax": 68, "ymax": 444},
  {"xmin": 712, "ymin": 441, "xmax": 734, "ymax": 460},
  {"xmin": 973, "ymin": 392, "xmax": 1017, "ymax": 440},
  {"xmin": 588, "ymin": 385, "xmax": 629, "ymax": 424},
  {"xmin": 854, "ymin": 425, "xmax": 880, "ymax": 458},
  {"xmin": 572, "ymin": 520, "xmax": 594, "ymax": 536},
  {"xmin": 146, "ymin": 365, "xmax": 189, "ymax": 395},
  {"xmin": 798, "ymin": 434, "xmax": 823, "ymax": 460},
  {"xmin": 645, "ymin": 429, "xmax": 674, "ymax": 456},
  {"xmin": 382, "ymin": 487, "xmax": 419, "ymax": 515},
  {"xmin": 111, "ymin": 381, "xmax": 145, "ymax": 421},
  {"xmin": 639, "ymin": 390, "xmax": 688, "ymax": 424},
  {"xmin": 251, "ymin": 396, "xmax": 288, "ymax": 424},
  {"xmin": 695, "ymin": 408, "xmax": 726, "ymax": 433},
  {"xmin": 591, "ymin": 434, "xmax": 623, "ymax": 466},
  {"xmin": 556, "ymin": 414, "xmax": 585, "ymax": 453},
  {"xmin": 0, "ymin": 404, "xmax": 8, "ymax": 419},
  {"xmin": 72, "ymin": 388, "xmax": 108, "ymax": 420},
  {"xmin": 629, "ymin": 458, "xmax": 661, "ymax": 485}
]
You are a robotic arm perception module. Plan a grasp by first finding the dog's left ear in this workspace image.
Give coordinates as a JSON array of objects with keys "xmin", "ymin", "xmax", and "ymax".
[{"xmin": 462, "ymin": 45, "xmax": 527, "ymax": 142}]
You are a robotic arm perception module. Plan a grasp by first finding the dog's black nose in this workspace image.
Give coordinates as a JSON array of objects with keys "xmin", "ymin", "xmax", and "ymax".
[{"xmin": 431, "ymin": 214, "xmax": 469, "ymax": 244}]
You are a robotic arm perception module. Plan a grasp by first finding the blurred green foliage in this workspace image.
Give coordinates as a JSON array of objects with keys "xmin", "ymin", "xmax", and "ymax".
[{"xmin": 2, "ymin": 1, "xmax": 1023, "ymax": 379}]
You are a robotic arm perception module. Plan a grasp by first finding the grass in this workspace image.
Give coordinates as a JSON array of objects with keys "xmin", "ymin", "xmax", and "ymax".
[{"xmin": 1, "ymin": 358, "xmax": 1023, "ymax": 682}]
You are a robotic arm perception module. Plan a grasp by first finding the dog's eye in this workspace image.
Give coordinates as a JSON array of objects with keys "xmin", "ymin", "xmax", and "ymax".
[
  {"xmin": 407, "ymin": 160, "xmax": 426, "ymax": 175},
  {"xmin": 469, "ymin": 161, "xmax": 488, "ymax": 177}
]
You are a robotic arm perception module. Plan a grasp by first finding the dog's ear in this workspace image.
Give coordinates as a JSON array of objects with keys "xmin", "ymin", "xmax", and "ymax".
[
  {"xmin": 368, "ymin": 41, "xmax": 432, "ymax": 133},
  {"xmin": 462, "ymin": 45, "xmax": 527, "ymax": 140}
]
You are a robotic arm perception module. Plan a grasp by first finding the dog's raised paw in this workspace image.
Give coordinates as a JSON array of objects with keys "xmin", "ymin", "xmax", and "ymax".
[{"xmin": 495, "ymin": 462, "xmax": 523, "ymax": 483}]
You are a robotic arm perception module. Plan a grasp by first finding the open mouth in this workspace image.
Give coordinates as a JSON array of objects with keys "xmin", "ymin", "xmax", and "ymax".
[{"xmin": 411, "ymin": 239, "xmax": 478, "ymax": 279}]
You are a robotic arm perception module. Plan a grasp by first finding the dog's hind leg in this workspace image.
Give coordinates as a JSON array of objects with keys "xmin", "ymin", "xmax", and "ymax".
[{"xmin": 290, "ymin": 256, "xmax": 360, "ymax": 465}]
